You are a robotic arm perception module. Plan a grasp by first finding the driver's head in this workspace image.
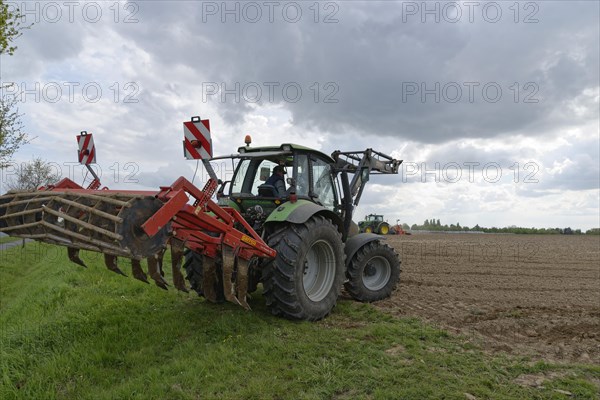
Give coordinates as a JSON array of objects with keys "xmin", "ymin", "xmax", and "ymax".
[{"xmin": 273, "ymin": 165, "xmax": 285, "ymax": 175}]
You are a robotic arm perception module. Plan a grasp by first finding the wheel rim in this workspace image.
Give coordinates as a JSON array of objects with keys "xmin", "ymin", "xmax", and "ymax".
[
  {"xmin": 380, "ymin": 225, "xmax": 389, "ymax": 234},
  {"xmin": 303, "ymin": 239, "xmax": 336, "ymax": 302},
  {"xmin": 365, "ymin": 226, "xmax": 372, "ymax": 233},
  {"xmin": 363, "ymin": 256, "xmax": 391, "ymax": 291}
]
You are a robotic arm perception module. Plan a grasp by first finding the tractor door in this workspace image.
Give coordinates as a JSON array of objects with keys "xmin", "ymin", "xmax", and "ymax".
[{"xmin": 309, "ymin": 155, "xmax": 338, "ymax": 212}]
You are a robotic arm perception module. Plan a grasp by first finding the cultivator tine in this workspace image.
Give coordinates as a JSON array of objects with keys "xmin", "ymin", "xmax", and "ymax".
[
  {"xmin": 103, "ymin": 255, "xmax": 123, "ymax": 276},
  {"xmin": 220, "ymin": 247, "xmax": 251, "ymax": 310},
  {"xmin": 170, "ymin": 239, "xmax": 188, "ymax": 293},
  {"xmin": 202, "ymin": 256, "xmax": 218, "ymax": 303},
  {"xmin": 236, "ymin": 257, "xmax": 251, "ymax": 311},
  {"xmin": 131, "ymin": 259, "xmax": 149, "ymax": 284},
  {"xmin": 221, "ymin": 247, "xmax": 241, "ymax": 307},
  {"xmin": 154, "ymin": 248, "xmax": 167, "ymax": 278},
  {"xmin": 104, "ymin": 254, "xmax": 127, "ymax": 277},
  {"xmin": 67, "ymin": 247, "xmax": 87, "ymax": 268},
  {"xmin": 148, "ymin": 254, "xmax": 169, "ymax": 290}
]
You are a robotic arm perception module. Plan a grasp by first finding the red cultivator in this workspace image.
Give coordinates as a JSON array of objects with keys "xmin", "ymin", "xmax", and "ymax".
[{"xmin": 0, "ymin": 122, "xmax": 275, "ymax": 310}]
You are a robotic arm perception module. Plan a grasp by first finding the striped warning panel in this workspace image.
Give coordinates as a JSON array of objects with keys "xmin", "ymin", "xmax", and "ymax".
[
  {"xmin": 77, "ymin": 132, "xmax": 96, "ymax": 165},
  {"xmin": 183, "ymin": 117, "xmax": 212, "ymax": 160}
]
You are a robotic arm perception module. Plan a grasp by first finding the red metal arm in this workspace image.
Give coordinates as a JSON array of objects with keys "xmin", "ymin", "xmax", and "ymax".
[{"xmin": 145, "ymin": 177, "xmax": 276, "ymax": 261}]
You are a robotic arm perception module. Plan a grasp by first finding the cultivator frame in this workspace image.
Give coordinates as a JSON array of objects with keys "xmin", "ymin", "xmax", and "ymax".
[
  {"xmin": 0, "ymin": 175, "xmax": 275, "ymax": 309},
  {"xmin": 0, "ymin": 119, "xmax": 278, "ymax": 309}
]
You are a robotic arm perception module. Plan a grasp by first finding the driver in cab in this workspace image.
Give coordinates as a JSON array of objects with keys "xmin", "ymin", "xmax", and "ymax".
[{"xmin": 265, "ymin": 165, "xmax": 286, "ymax": 197}]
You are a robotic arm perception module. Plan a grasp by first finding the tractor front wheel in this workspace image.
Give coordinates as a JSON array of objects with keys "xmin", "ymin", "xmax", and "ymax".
[
  {"xmin": 263, "ymin": 216, "xmax": 345, "ymax": 321},
  {"xmin": 345, "ymin": 241, "xmax": 400, "ymax": 302}
]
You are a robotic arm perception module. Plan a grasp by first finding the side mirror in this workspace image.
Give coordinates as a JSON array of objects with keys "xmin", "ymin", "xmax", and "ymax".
[
  {"xmin": 286, "ymin": 177, "xmax": 296, "ymax": 186},
  {"xmin": 217, "ymin": 180, "xmax": 231, "ymax": 198}
]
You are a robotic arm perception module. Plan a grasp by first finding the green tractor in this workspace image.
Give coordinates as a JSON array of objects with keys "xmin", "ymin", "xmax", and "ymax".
[
  {"xmin": 184, "ymin": 143, "xmax": 403, "ymax": 321},
  {"xmin": 358, "ymin": 214, "xmax": 391, "ymax": 235}
]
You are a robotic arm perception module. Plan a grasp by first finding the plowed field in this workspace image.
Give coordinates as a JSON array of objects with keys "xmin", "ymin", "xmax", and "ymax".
[{"xmin": 376, "ymin": 234, "xmax": 600, "ymax": 363}]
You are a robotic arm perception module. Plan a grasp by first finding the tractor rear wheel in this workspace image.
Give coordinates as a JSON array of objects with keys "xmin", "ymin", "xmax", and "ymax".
[
  {"xmin": 344, "ymin": 241, "xmax": 400, "ymax": 302},
  {"xmin": 183, "ymin": 249, "xmax": 224, "ymax": 302},
  {"xmin": 263, "ymin": 215, "xmax": 345, "ymax": 321}
]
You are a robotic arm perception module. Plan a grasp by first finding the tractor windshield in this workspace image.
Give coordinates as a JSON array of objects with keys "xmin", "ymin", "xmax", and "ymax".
[
  {"xmin": 231, "ymin": 159, "xmax": 250, "ymax": 194},
  {"xmin": 226, "ymin": 147, "xmax": 338, "ymax": 213}
]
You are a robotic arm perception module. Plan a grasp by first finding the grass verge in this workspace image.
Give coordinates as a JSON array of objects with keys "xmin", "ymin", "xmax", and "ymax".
[
  {"xmin": 0, "ymin": 236, "xmax": 22, "ymax": 245},
  {"xmin": 1, "ymin": 242, "xmax": 598, "ymax": 399}
]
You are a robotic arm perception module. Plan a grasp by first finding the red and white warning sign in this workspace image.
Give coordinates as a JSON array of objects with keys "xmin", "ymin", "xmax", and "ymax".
[
  {"xmin": 183, "ymin": 116, "xmax": 212, "ymax": 160},
  {"xmin": 77, "ymin": 131, "xmax": 96, "ymax": 165}
]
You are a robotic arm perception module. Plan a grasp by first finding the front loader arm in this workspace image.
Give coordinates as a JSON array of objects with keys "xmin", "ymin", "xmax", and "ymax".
[{"xmin": 331, "ymin": 149, "xmax": 402, "ymax": 208}]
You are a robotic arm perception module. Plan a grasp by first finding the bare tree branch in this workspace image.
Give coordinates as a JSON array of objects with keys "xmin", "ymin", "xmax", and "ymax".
[{"xmin": 6, "ymin": 157, "xmax": 61, "ymax": 191}]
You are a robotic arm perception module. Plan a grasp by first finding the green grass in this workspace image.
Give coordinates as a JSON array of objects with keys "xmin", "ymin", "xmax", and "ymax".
[
  {"xmin": 0, "ymin": 236, "xmax": 21, "ymax": 245},
  {"xmin": 1, "ymin": 243, "xmax": 598, "ymax": 400}
]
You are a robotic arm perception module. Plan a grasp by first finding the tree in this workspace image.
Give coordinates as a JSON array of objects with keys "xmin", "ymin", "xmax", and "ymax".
[
  {"xmin": 0, "ymin": 90, "xmax": 27, "ymax": 167},
  {"xmin": 0, "ymin": 0, "xmax": 31, "ymax": 56},
  {"xmin": 5, "ymin": 158, "xmax": 61, "ymax": 191},
  {"xmin": 1, "ymin": 1, "xmax": 32, "ymax": 167}
]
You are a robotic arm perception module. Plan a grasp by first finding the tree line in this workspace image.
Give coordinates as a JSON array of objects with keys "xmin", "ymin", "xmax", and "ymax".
[{"xmin": 407, "ymin": 219, "xmax": 598, "ymax": 235}]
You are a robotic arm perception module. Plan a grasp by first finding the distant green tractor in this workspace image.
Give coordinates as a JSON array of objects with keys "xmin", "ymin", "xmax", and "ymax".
[{"xmin": 358, "ymin": 214, "xmax": 391, "ymax": 235}]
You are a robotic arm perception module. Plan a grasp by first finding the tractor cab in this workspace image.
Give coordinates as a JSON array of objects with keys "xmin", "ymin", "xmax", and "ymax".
[
  {"xmin": 213, "ymin": 144, "xmax": 341, "ymax": 228},
  {"xmin": 365, "ymin": 214, "xmax": 384, "ymax": 223}
]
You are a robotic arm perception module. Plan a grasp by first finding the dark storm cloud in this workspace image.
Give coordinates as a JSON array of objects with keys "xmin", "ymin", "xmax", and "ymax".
[{"xmin": 108, "ymin": 1, "xmax": 599, "ymax": 143}]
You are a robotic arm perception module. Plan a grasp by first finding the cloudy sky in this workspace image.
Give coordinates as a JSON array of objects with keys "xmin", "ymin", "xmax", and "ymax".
[{"xmin": 1, "ymin": 0, "xmax": 598, "ymax": 230}]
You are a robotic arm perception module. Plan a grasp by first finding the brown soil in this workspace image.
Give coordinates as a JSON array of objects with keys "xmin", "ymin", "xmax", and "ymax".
[{"xmin": 374, "ymin": 233, "xmax": 600, "ymax": 364}]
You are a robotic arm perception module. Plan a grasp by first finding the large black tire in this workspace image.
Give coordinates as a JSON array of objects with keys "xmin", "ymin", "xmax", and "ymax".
[
  {"xmin": 183, "ymin": 249, "xmax": 224, "ymax": 302},
  {"xmin": 263, "ymin": 215, "xmax": 345, "ymax": 321},
  {"xmin": 344, "ymin": 241, "xmax": 400, "ymax": 302}
]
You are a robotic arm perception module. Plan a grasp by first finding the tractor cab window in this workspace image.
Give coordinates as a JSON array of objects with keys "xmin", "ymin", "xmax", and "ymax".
[
  {"xmin": 311, "ymin": 157, "xmax": 336, "ymax": 210},
  {"xmin": 251, "ymin": 159, "xmax": 281, "ymax": 195},
  {"xmin": 231, "ymin": 159, "xmax": 283, "ymax": 195},
  {"xmin": 294, "ymin": 154, "xmax": 309, "ymax": 197}
]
